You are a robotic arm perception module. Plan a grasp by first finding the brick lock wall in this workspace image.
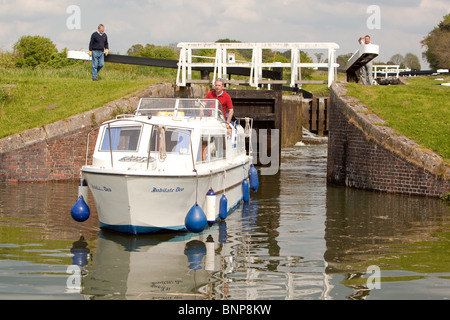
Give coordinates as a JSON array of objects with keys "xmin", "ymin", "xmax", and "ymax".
[
  {"xmin": 327, "ymin": 83, "xmax": 450, "ymax": 198},
  {"xmin": 1, "ymin": 140, "xmax": 49, "ymax": 182},
  {"xmin": 0, "ymin": 127, "xmax": 98, "ymax": 183},
  {"xmin": 45, "ymin": 129, "xmax": 98, "ymax": 181}
]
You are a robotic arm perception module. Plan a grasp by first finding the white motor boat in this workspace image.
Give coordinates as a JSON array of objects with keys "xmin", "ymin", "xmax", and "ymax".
[{"xmin": 72, "ymin": 98, "xmax": 258, "ymax": 235}]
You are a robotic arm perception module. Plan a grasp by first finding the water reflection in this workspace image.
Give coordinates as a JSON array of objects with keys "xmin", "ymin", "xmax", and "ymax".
[
  {"xmin": 325, "ymin": 185, "xmax": 449, "ymax": 275},
  {"xmin": 0, "ymin": 144, "xmax": 449, "ymax": 300},
  {"xmin": 0, "ymin": 181, "xmax": 100, "ymax": 240},
  {"xmin": 80, "ymin": 231, "xmax": 210, "ymax": 299},
  {"xmin": 324, "ymin": 185, "xmax": 450, "ymax": 299},
  {"xmin": 76, "ymin": 197, "xmax": 283, "ymax": 300}
]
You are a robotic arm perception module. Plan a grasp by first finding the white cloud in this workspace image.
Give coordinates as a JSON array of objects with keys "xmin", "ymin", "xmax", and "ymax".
[
  {"xmin": 222, "ymin": 0, "xmax": 262, "ymax": 23},
  {"xmin": 54, "ymin": 30, "xmax": 90, "ymax": 51},
  {"xmin": 0, "ymin": 0, "xmax": 69, "ymax": 18}
]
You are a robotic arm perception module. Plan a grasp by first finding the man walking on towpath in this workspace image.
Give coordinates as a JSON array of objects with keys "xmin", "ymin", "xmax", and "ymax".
[
  {"xmin": 205, "ymin": 78, "xmax": 234, "ymax": 124},
  {"xmin": 89, "ymin": 24, "xmax": 109, "ymax": 81}
]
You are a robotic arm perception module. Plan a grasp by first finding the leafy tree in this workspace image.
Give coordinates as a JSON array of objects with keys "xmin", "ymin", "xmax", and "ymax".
[
  {"xmin": 127, "ymin": 44, "xmax": 177, "ymax": 60},
  {"xmin": 47, "ymin": 48, "xmax": 83, "ymax": 69},
  {"xmin": 387, "ymin": 53, "xmax": 420, "ymax": 70},
  {"xmin": 0, "ymin": 49, "xmax": 15, "ymax": 69},
  {"xmin": 421, "ymin": 14, "xmax": 450, "ymax": 69},
  {"xmin": 13, "ymin": 35, "xmax": 57, "ymax": 68},
  {"xmin": 127, "ymin": 44, "xmax": 145, "ymax": 56},
  {"xmin": 265, "ymin": 52, "xmax": 289, "ymax": 63},
  {"xmin": 216, "ymin": 38, "xmax": 241, "ymax": 43},
  {"xmin": 337, "ymin": 53, "xmax": 353, "ymax": 68},
  {"xmin": 404, "ymin": 53, "xmax": 421, "ymax": 70},
  {"xmin": 389, "ymin": 53, "xmax": 405, "ymax": 67},
  {"xmin": 152, "ymin": 46, "xmax": 178, "ymax": 60}
]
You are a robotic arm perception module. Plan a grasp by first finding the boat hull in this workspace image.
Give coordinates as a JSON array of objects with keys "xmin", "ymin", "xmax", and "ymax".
[{"xmin": 82, "ymin": 160, "xmax": 251, "ymax": 234}]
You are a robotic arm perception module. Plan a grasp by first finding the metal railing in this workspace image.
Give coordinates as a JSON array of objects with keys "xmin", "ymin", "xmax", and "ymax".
[
  {"xmin": 176, "ymin": 42, "xmax": 340, "ymax": 88},
  {"xmin": 372, "ymin": 65, "xmax": 412, "ymax": 79}
]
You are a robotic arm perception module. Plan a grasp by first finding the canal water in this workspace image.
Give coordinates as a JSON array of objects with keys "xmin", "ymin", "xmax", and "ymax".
[{"xmin": 0, "ymin": 144, "xmax": 448, "ymax": 300}]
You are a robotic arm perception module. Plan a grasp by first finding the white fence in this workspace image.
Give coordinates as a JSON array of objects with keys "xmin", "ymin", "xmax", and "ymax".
[
  {"xmin": 176, "ymin": 42, "xmax": 340, "ymax": 88},
  {"xmin": 373, "ymin": 65, "xmax": 404, "ymax": 79},
  {"xmin": 373, "ymin": 65, "xmax": 399, "ymax": 79}
]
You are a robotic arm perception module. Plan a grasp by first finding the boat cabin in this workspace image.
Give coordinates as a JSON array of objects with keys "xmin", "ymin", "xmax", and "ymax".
[{"xmin": 86, "ymin": 98, "xmax": 250, "ymax": 175}]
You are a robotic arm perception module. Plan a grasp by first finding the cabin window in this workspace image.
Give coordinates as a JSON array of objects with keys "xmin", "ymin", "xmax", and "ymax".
[
  {"xmin": 100, "ymin": 126, "xmax": 141, "ymax": 151},
  {"xmin": 150, "ymin": 128, "xmax": 191, "ymax": 155},
  {"xmin": 197, "ymin": 135, "xmax": 226, "ymax": 162}
]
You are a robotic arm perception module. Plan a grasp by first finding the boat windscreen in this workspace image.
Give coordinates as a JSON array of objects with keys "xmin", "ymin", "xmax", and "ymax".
[
  {"xmin": 100, "ymin": 126, "xmax": 141, "ymax": 152},
  {"xmin": 136, "ymin": 98, "xmax": 225, "ymax": 120},
  {"xmin": 150, "ymin": 128, "xmax": 191, "ymax": 155}
]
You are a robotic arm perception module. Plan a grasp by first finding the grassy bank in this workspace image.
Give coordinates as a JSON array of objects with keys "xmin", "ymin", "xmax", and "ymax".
[
  {"xmin": 345, "ymin": 76, "xmax": 450, "ymax": 164},
  {"xmin": 0, "ymin": 62, "xmax": 176, "ymax": 139}
]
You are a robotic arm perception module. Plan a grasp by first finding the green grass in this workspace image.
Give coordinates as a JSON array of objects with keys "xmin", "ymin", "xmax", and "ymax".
[
  {"xmin": 302, "ymin": 71, "xmax": 347, "ymax": 97},
  {"xmin": 345, "ymin": 76, "xmax": 450, "ymax": 163},
  {"xmin": 0, "ymin": 62, "xmax": 176, "ymax": 138}
]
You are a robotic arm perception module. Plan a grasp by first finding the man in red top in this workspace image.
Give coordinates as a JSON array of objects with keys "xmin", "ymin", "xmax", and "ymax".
[{"xmin": 205, "ymin": 78, "xmax": 234, "ymax": 124}]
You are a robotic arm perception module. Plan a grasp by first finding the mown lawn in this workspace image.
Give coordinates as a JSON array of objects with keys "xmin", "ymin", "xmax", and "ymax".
[
  {"xmin": 345, "ymin": 76, "xmax": 450, "ymax": 163},
  {"xmin": 0, "ymin": 63, "xmax": 176, "ymax": 139}
]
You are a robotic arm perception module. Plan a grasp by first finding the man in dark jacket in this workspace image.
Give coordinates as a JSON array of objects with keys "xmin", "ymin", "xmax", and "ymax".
[{"xmin": 89, "ymin": 24, "xmax": 109, "ymax": 81}]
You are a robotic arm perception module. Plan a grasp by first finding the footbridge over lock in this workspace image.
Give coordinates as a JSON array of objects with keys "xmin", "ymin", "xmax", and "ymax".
[{"xmin": 176, "ymin": 42, "xmax": 340, "ymax": 88}]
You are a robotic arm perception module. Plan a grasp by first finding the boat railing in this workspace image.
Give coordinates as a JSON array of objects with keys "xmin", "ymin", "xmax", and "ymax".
[
  {"xmin": 235, "ymin": 117, "xmax": 254, "ymax": 155},
  {"xmin": 135, "ymin": 98, "xmax": 226, "ymax": 121},
  {"xmin": 235, "ymin": 117, "xmax": 254, "ymax": 137}
]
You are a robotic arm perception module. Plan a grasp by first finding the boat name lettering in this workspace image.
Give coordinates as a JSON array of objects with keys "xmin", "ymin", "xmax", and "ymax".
[
  {"xmin": 151, "ymin": 187, "xmax": 184, "ymax": 193},
  {"xmin": 90, "ymin": 184, "xmax": 112, "ymax": 192}
]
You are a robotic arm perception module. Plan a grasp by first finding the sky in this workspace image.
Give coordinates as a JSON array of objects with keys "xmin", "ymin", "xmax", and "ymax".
[{"xmin": 0, "ymin": 0, "xmax": 448, "ymax": 69}]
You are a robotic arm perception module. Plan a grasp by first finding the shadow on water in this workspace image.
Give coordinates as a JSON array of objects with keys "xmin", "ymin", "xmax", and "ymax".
[{"xmin": 0, "ymin": 144, "xmax": 449, "ymax": 300}]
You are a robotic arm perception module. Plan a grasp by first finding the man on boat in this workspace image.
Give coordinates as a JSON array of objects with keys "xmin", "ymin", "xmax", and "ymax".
[
  {"xmin": 358, "ymin": 35, "xmax": 373, "ymax": 85},
  {"xmin": 205, "ymin": 78, "xmax": 234, "ymax": 124}
]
